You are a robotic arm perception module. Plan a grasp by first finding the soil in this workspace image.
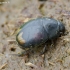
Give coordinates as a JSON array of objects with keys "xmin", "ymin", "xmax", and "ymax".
[{"xmin": 0, "ymin": 0, "xmax": 70, "ymax": 70}]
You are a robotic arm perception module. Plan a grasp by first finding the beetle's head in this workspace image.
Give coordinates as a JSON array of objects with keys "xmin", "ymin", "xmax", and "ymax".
[{"xmin": 58, "ymin": 21, "xmax": 65, "ymax": 36}]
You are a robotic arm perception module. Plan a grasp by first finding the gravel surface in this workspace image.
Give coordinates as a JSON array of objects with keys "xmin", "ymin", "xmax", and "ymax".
[{"xmin": 0, "ymin": 0, "xmax": 70, "ymax": 70}]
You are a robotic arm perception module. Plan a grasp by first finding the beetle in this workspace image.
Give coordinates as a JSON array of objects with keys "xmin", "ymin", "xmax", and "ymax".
[{"xmin": 16, "ymin": 17, "xmax": 65, "ymax": 55}]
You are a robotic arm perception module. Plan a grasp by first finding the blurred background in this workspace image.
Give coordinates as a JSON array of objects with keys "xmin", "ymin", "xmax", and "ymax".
[{"xmin": 0, "ymin": 0, "xmax": 70, "ymax": 70}]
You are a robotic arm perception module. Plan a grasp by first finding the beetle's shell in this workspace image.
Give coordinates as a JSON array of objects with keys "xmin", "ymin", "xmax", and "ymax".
[{"xmin": 16, "ymin": 18, "xmax": 65, "ymax": 49}]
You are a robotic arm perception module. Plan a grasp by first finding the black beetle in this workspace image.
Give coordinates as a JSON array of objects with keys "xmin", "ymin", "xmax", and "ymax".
[{"xmin": 16, "ymin": 18, "xmax": 65, "ymax": 54}]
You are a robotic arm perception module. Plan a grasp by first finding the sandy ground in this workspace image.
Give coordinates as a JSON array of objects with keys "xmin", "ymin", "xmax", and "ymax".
[{"xmin": 0, "ymin": 0, "xmax": 70, "ymax": 70}]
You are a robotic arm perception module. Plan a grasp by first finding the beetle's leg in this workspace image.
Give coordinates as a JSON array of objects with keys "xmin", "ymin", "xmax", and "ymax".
[
  {"xmin": 40, "ymin": 45, "xmax": 47, "ymax": 55},
  {"xmin": 11, "ymin": 49, "xmax": 33, "ymax": 57},
  {"xmin": 17, "ymin": 49, "xmax": 31, "ymax": 57},
  {"xmin": 18, "ymin": 47, "xmax": 34, "ymax": 57},
  {"xmin": 50, "ymin": 39, "xmax": 57, "ymax": 48},
  {"xmin": 10, "ymin": 50, "xmax": 30, "ymax": 57},
  {"xmin": 50, "ymin": 41, "xmax": 54, "ymax": 48},
  {"xmin": 40, "ymin": 45, "xmax": 47, "ymax": 67}
]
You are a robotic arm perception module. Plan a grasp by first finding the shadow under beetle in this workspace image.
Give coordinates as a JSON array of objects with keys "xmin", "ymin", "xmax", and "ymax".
[{"xmin": 16, "ymin": 18, "xmax": 65, "ymax": 55}]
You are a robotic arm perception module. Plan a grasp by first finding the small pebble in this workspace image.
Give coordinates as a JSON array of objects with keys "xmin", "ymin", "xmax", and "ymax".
[{"xmin": 66, "ymin": 48, "xmax": 70, "ymax": 55}]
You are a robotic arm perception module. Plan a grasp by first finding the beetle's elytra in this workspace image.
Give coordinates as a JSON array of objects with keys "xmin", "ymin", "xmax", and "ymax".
[{"xmin": 16, "ymin": 18, "xmax": 65, "ymax": 50}]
